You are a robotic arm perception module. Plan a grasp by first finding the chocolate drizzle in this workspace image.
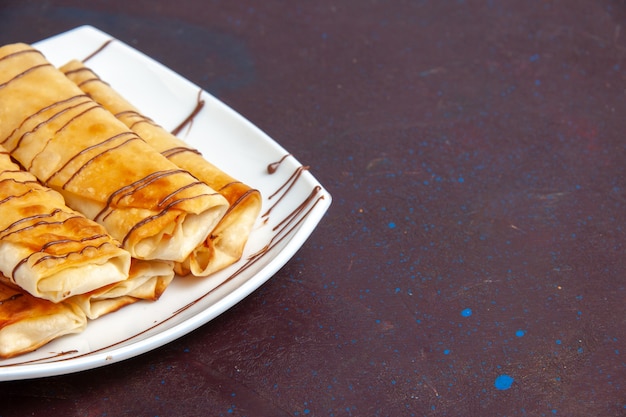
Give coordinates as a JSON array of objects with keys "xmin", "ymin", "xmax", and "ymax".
[
  {"xmin": 0, "ymin": 175, "xmax": 122, "ymax": 282},
  {"xmin": 0, "ymin": 63, "xmax": 51, "ymax": 90},
  {"xmin": 267, "ymin": 154, "xmax": 291, "ymax": 174},
  {"xmin": 0, "ymin": 44, "xmax": 227, "ymax": 259},
  {"xmin": 83, "ymin": 39, "xmax": 114, "ymax": 63},
  {"xmin": 57, "ymin": 133, "xmax": 140, "ymax": 188},
  {"xmin": 1, "ymin": 95, "xmax": 90, "ymax": 150},
  {"xmin": 161, "ymin": 147, "xmax": 202, "ymax": 159},
  {"xmin": 0, "ymin": 42, "xmax": 330, "ymax": 368},
  {"xmin": 171, "ymin": 90, "xmax": 205, "ymax": 136},
  {"xmin": 262, "ymin": 165, "xmax": 310, "ymax": 218}
]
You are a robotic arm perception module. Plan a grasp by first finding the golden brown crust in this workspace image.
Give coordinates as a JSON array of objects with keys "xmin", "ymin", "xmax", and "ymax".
[
  {"xmin": 0, "ymin": 44, "xmax": 230, "ymax": 262},
  {"xmin": 68, "ymin": 258, "xmax": 175, "ymax": 319},
  {"xmin": 0, "ymin": 147, "xmax": 131, "ymax": 302},
  {"xmin": 0, "ymin": 279, "xmax": 86, "ymax": 358},
  {"xmin": 61, "ymin": 60, "xmax": 262, "ymax": 276}
]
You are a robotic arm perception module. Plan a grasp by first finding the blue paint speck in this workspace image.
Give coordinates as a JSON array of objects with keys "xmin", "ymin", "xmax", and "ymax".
[
  {"xmin": 458, "ymin": 176, "xmax": 465, "ymax": 183},
  {"xmin": 515, "ymin": 329, "xmax": 526, "ymax": 337},
  {"xmin": 443, "ymin": 349, "xmax": 450, "ymax": 355},
  {"xmin": 461, "ymin": 308, "xmax": 473, "ymax": 317},
  {"xmin": 388, "ymin": 221, "xmax": 396, "ymax": 229},
  {"xmin": 494, "ymin": 374, "xmax": 514, "ymax": 390},
  {"xmin": 556, "ymin": 339, "xmax": 562, "ymax": 345},
  {"xmin": 530, "ymin": 53, "xmax": 540, "ymax": 62}
]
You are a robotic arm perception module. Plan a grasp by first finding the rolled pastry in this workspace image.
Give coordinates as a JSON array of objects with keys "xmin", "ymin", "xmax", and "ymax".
[
  {"xmin": 0, "ymin": 146, "xmax": 131, "ymax": 302},
  {"xmin": 61, "ymin": 60, "xmax": 262, "ymax": 276},
  {"xmin": 0, "ymin": 280, "xmax": 86, "ymax": 358},
  {"xmin": 0, "ymin": 44, "xmax": 230, "ymax": 263},
  {"xmin": 69, "ymin": 258, "xmax": 174, "ymax": 320}
]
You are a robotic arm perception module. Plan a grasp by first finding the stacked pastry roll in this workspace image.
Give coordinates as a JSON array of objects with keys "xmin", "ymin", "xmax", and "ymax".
[
  {"xmin": 60, "ymin": 60, "xmax": 263, "ymax": 277},
  {"xmin": 0, "ymin": 43, "xmax": 260, "ymax": 358}
]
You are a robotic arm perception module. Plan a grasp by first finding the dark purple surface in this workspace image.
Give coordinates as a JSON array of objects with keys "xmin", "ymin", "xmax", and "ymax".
[{"xmin": 1, "ymin": 1, "xmax": 626, "ymax": 416}]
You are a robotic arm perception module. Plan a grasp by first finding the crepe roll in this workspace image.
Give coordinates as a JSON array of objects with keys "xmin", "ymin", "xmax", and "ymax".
[
  {"xmin": 0, "ymin": 44, "xmax": 230, "ymax": 262},
  {"xmin": 0, "ymin": 147, "xmax": 131, "ymax": 302},
  {"xmin": 61, "ymin": 60, "xmax": 262, "ymax": 276},
  {"xmin": 0, "ymin": 280, "xmax": 87, "ymax": 358},
  {"xmin": 69, "ymin": 258, "xmax": 174, "ymax": 320}
]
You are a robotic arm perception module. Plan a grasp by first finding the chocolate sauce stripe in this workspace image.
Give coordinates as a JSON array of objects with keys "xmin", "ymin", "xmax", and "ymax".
[
  {"xmin": 262, "ymin": 165, "xmax": 310, "ymax": 218},
  {"xmin": 247, "ymin": 186, "xmax": 324, "ymax": 263},
  {"xmin": 129, "ymin": 119, "xmax": 159, "ymax": 130},
  {"xmin": 115, "ymin": 109, "xmax": 153, "ymax": 121},
  {"xmin": 0, "ymin": 208, "xmax": 64, "ymax": 238},
  {"xmin": 0, "ymin": 208, "xmax": 75, "ymax": 239},
  {"xmin": 21, "ymin": 105, "xmax": 97, "ymax": 164},
  {"xmin": 0, "ymin": 176, "xmax": 41, "ymax": 190},
  {"xmin": 39, "ymin": 233, "xmax": 110, "ymax": 252},
  {"xmin": 96, "ymin": 168, "xmax": 194, "ymax": 220},
  {"xmin": 16, "ymin": 104, "xmax": 97, "ymax": 163},
  {"xmin": 161, "ymin": 147, "xmax": 201, "ymax": 158},
  {"xmin": 53, "ymin": 102, "xmax": 102, "ymax": 136},
  {"xmin": 0, "ymin": 349, "xmax": 78, "ymax": 367},
  {"xmin": 116, "ymin": 112, "xmax": 159, "ymax": 131},
  {"xmin": 63, "ymin": 66, "xmax": 96, "ymax": 77},
  {"xmin": 2, "ymin": 95, "xmax": 91, "ymax": 151},
  {"xmin": 158, "ymin": 180, "xmax": 217, "ymax": 208},
  {"xmin": 77, "ymin": 77, "xmax": 108, "ymax": 88},
  {"xmin": 267, "ymin": 154, "xmax": 291, "ymax": 174},
  {"xmin": 1, "ymin": 215, "xmax": 86, "ymax": 241},
  {"xmin": 12, "ymin": 240, "xmax": 119, "ymax": 279},
  {"xmin": 119, "ymin": 188, "xmax": 224, "ymax": 246},
  {"xmin": 271, "ymin": 186, "xmax": 322, "ymax": 233},
  {"xmin": 43, "ymin": 130, "xmax": 136, "ymax": 185},
  {"xmin": 221, "ymin": 188, "xmax": 258, "ymax": 217},
  {"xmin": 0, "ymin": 188, "xmax": 37, "ymax": 206},
  {"xmin": 0, "ymin": 63, "xmax": 51, "ymax": 90},
  {"xmin": 59, "ymin": 134, "xmax": 142, "ymax": 189},
  {"xmin": 0, "ymin": 48, "xmax": 44, "ymax": 63},
  {"xmin": 170, "ymin": 90, "xmax": 205, "ymax": 136},
  {"xmin": 82, "ymin": 38, "xmax": 114, "ymax": 63},
  {"xmin": 25, "ymin": 101, "xmax": 102, "ymax": 171},
  {"xmin": 217, "ymin": 181, "xmax": 243, "ymax": 193}
]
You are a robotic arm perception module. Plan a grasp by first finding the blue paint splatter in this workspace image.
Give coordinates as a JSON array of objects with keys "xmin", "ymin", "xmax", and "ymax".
[
  {"xmin": 494, "ymin": 374, "xmax": 514, "ymax": 390},
  {"xmin": 388, "ymin": 221, "xmax": 396, "ymax": 229},
  {"xmin": 461, "ymin": 308, "xmax": 473, "ymax": 317},
  {"xmin": 515, "ymin": 329, "xmax": 526, "ymax": 337},
  {"xmin": 443, "ymin": 349, "xmax": 450, "ymax": 355}
]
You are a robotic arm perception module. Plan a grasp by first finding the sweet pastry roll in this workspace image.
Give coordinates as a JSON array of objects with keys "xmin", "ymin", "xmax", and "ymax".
[
  {"xmin": 0, "ymin": 44, "xmax": 230, "ymax": 263},
  {"xmin": 0, "ymin": 146, "xmax": 131, "ymax": 303},
  {"xmin": 0, "ymin": 279, "xmax": 86, "ymax": 358},
  {"xmin": 61, "ymin": 60, "xmax": 262, "ymax": 276},
  {"xmin": 69, "ymin": 258, "xmax": 174, "ymax": 320}
]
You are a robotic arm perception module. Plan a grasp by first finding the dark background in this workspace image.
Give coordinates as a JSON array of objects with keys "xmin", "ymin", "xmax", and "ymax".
[{"xmin": 2, "ymin": 1, "xmax": 626, "ymax": 416}]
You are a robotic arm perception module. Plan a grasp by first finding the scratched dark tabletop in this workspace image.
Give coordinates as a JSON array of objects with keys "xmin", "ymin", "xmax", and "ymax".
[{"xmin": 1, "ymin": 1, "xmax": 626, "ymax": 416}]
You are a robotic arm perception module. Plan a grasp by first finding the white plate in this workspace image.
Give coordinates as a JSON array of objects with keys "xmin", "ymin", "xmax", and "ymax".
[{"xmin": 0, "ymin": 26, "xmax": 331, "ymax": 381}]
